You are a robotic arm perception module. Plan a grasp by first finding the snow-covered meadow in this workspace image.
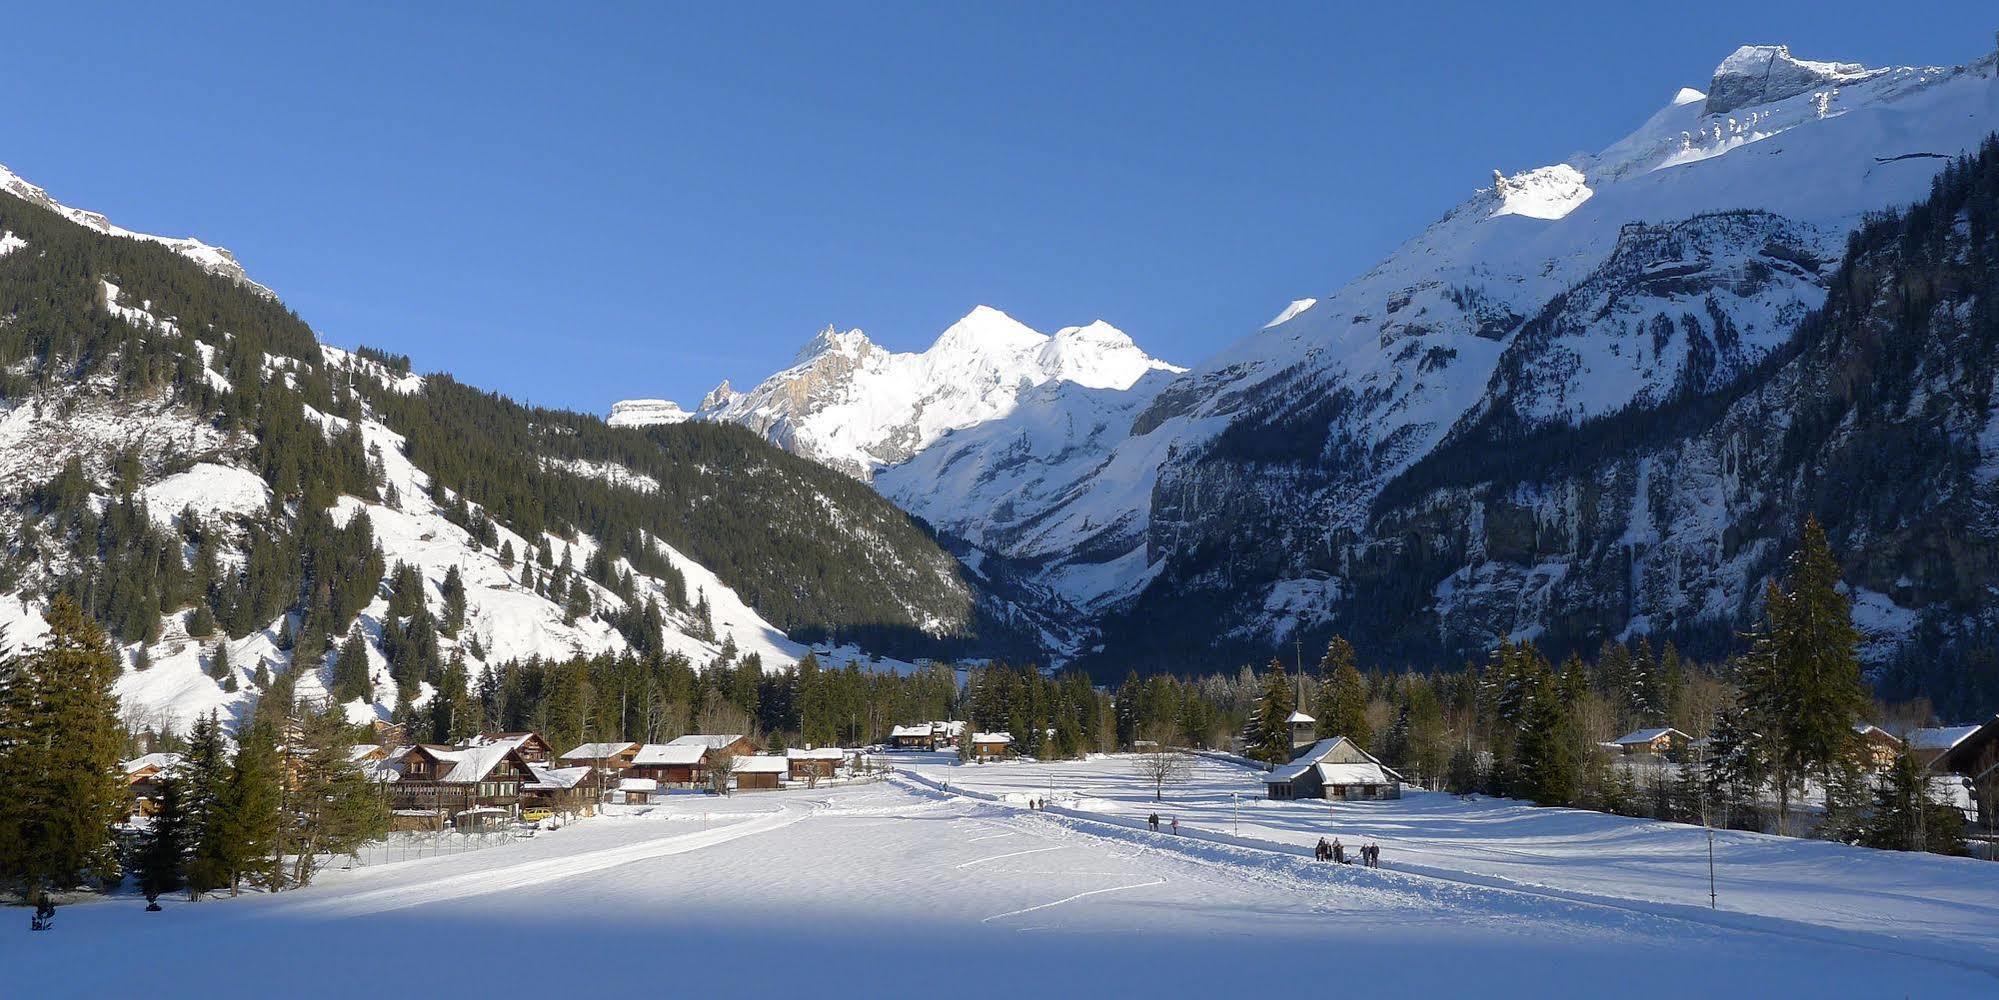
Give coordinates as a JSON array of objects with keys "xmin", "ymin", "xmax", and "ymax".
[{"xmin": 8, "ymin": 765, "xmax": 1996, "ymax": 997}]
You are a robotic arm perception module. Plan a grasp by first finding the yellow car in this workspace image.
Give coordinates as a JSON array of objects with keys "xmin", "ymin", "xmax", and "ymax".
[{"xmin": 521, "ymin": 808, "xmax": 555, "ymax": 823}]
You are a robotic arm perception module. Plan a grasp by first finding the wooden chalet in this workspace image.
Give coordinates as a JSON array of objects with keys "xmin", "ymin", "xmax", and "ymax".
[
  {"xmin": 385, "ymin": 733, "xmax": 543, "ymax": 822},
  {"xmin": 616, "ymin": 777, "xmax": 660, "ymax": 804},
  {"xmin": 470, "ymin": 731, "xmax": 554, "ymax": 764},
  {"xmin": 1938, "ymin": 715, "xmax": 1999, "ymax": 827},
  {"xmin": 969, "ymin": 732, "xmax": 1013, "ymax": 762},
  {"xmin": 732, "ymin": 755, "xmax": 789, "ymax": 791},
  {"xmin": 890, "ymin": 724, "xmax": 938, "ymax": 751},
  {"xmin": 122, "ymin": 752, "xmax": 183, "ymax": 817},
  {"xmin": 1910, "ymin": 724, "xmax": 1981, "ymax": 769},
  {"xmin": 558, "ymin": 741, "xmax": 640, "ymax": 772},
  {"xmin": 629, "ymin": 743, "xmax": 707, "ymax": 787},
  {"xmin": 1611, "ymin": 727, "xmax": 1690, "ymax": 756},
  {"xmin": 786, "ymin": 747, "xmax": 847, "ymax": 781},
  {"xmin": 1852, "ymin": 724, "xmax": 1904, "ymax": 769},
  {"xmin": 522, "ymin": 763, "xmax": 598, "ymax": 816},
  {"xmin": 1263, "ymin": 737, "xmax": 1404, "ymax": 801}
]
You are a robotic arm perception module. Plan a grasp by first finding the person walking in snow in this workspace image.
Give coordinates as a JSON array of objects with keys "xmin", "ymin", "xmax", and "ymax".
[
  {"xmin": 1315, "ymin": 838, "xmax": 1329, "ymax": 862},
  {"xmin": 1332, "ymin": 837, "xmax": 1345, "ymax": 864},
  {"xmin": 1170, "ymin": 816, "xmax": 1179, "ymax": 836},
  {"xmin": 1147, "ymin": 812, "xmax": 1159, "ymax": 832}
]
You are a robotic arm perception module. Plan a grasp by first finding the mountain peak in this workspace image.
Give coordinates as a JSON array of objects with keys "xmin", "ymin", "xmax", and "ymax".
[
  {"xmin": 793, "ymin": 325, "xmax": 877, "ymax": 365},
  {"xmin": 930, "ymin": 305, "xmax": 1045, "ymax": 356},
  {"xmin": 1705, "ymin": 45, "xmax": 1880, "ymax": 116},
  {"xmin": 0, "ymin": 161, "xmax": 269, "ymax": 296},
  {"xmin": 606, "ymin": 398, "xmax": 693, "ymax": 427}
]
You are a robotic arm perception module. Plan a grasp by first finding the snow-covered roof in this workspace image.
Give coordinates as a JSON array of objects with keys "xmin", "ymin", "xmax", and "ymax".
[
  {"xmin": 1852, "ymin": 724, "xmax": 1902, "ymax": 743},
  {"xmin": 1286, "ymin": 710, "xmax": 1316, "ymax": 724},
  {"xmin": 1318, "ymin": 761, "xmax": 1392, "ymax": 786},
  {"xmin": 632, "ymin": 743, "xmax": 706, "ymax": 766},
  {"xmin": 667, "ymin": 734, "xmax": 746, "ymax": 750},
  {"xmin": 524, "ymin": 764, "xmax": 594, "ymax": 791},
  {"xmin": 346, "ymin": 744, "xmax": 383, "ymax": 762},
  {"xmin": 1613, "ymin": 727, "xmax": 1687, "ymax": 745},
  {"xmin": 786, "ymin": 747, "xmax": 847, "ymax": 760},
  {"xmin": 734, "ymin": 755, "xmax": 789, "ymax": 773},
  {"xmin": 617, "ymin": 777, "xmax": 659, "ymax": 792},
  {"xmin": 559, "ymin": 741, "xmax": 638, "ymax": 762},
  {"xmin": 1262, "ymin": 737, "xmax": 1405, "ymax": 784},
  {"xmin": 416, "ymin": 741, "xmax": 523, "ymax": 784},
  {"xmin": 123, "ymin": 752, "xmax": 182, "ymax": 775},
  {"xmin": 890, "ymin": 724, "xmax": 934, "ymax": 738},
  {"xmin": 1909, "ymin": 725, "xmax": 1980, "ymax": 751},
  {"xmin": 972, "ymin": 732, "xmax": 1012, "ymax": 744}
]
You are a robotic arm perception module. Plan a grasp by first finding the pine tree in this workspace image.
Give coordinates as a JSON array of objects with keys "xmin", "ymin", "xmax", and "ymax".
[
  {"xmin": 0, "ymin": 598, "xmax": 128, "ymax": 897},
  {"xmin": 217, "ymin": 719, "xmax": 284, "ymax": 895},
  {"xmin": 137, "ymin": 774, "xmax": 187, "ymax": 904},
  {"xmin": 1865, "ymin": 752, "xmax": 1966, "ymax": 855},
  {"xmin": 1249, "ymin": 658, "xmax": 1296, "ymax": 765},
  {"xmin": 180, "ymin": 712, "xmax": 231, "ymax": 896},
  {"xmin": 332, "ymin": 627, "xmax": 371, "ymax": 703},
  {"xmin": 1740, "ymin": 517, "xmax": 1870, "ymax": 835},
  {"xmin": 283, "ymin": 704, "xmax": 389, "ymax": 887},
  {"xmin": 1314, "ymin": 637, "xmax": 1371, "ymax": 747}
]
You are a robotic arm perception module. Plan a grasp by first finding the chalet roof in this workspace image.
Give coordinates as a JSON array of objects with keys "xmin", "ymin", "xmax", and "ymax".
[
  {"xmin": 367, "ymin": 746, "xmax": 415, "ymax": 783},
  {"xmin": 523, "ymin": 764, "xmax": 594, "ymax": 791},
  {"xmin": 1262, "ymin": 737, "xmax": 1405, "ymax": 784},
  {"xmin": 667, "ymin": 734, "xmax": 747, "ymax": 750},
  {"xmin": 618, "ymin": 777, "xmax": 659, "ymax": 792},
  {"xmin": 1937, "ymin": 716, "xmax": 1999, "ymax": 776},
  {"xmin": 1909, "ymin": 724, "xmax": 1981, "ymax": 751},
  {"xmin": 972, "ymin": 732, "xmax": 1012, "ymax": 744},
  {"xmin": 347, "ymin": 744, "xmax": 383, "ymax": 762},
  {"xmin": 123, "ymin": 752, "xmax": 183, "ymax": 776},
  {"xmin": 1613, "ymin": 727, "xmax": 1688, "ymax": 745},
  {"xmin": 890, "ymin": 725, "xmax": 934, "ymax": 738},
  {"xmin": 786, "ymin": 747, "xmax": 847, "ymax": 760},
  {"xmin": 419, "ymin": 740, "xmax": 526, "ymax": 784},
  {"xmin": 633, "ymin": 743, "xmax": 706, "ymax": 766},
  {"xmin": 1286, "ymin": 710, "xmax": 1316, "ymax": 724},
  {"xmin": 734, "ymin": 755, "xmax": 789, "ymax": 774},
  {"xmin": 559, "ymin": 741, "xmax": 639, "ymax": 762},
  {"xmin": 1852, "ymin": 724, "xmax": 1903, "ymax": 745}
]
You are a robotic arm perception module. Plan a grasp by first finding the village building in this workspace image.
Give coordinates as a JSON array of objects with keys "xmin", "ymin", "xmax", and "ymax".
[
  {"xmin": 122, "ymin": 752, "xmax": 183, "ymax": 817},
  {"xmin": 1262, "ymin": 737, "xmax": 1403, "ymax": 801},
  {"xmin": 890, "ymin": 724, "xmax": 939, "ymax": 750},
  {"xmin": 668, "ymin": 733, "xmax": 757, "ymax": 758},
  {"xmin": 1909, "ymin": 724, "xmax": 1981, "ymax": 769},
  {"xmin": 1937, "ymin": 715, "xmax": 1999, "ymax": 828},
  {"xmin": 616, "ymin": 777, "xmax": 660, "ymax": 804},
  {"xmin": 969, "ymin": 732, "xmax": 1013, "ymax": 762},
  {"xmin": 1610, "ymin": 727, "xmax": 1690, "ymax": 756},
  {"xmin": 348, "ymin": 744, "xmax": 389, "ymax": 765},
  {"xmin": 522, "ymin": 763, "xmax": 598, "ymax": 816},
  {"xmin": 467, "ymin": 731, "xmax": 555, "ymax": 764},
  {"xmin": 786, "ymin": 747, "xmax": 846, "ymax": 781},
  {"xmin": 1852, "ymin": 724, "xmax": 1905, "ymax": 769},
  {"xmin": 629, "ymin": 743, "xmax": 708, "ymax": 787},
  {"xmin": 383, "ymin": 733, "xmax": 542, "ymax": 824},
  {"xmin": 732, "ymin": 755, "xmax": 789, "ymax": 791},
  {"xmin": 558, "ymin": 741, "xmax": 640, "ymax": 771}
]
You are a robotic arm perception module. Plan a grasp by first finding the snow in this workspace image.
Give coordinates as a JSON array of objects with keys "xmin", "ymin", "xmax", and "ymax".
[
  {"xmin": 667, "ymin": 734, "xmax": 747, "ymax": 750},
  {"xmin": 1489, "ymin": 163, "xmax": 1593, "ymax": 220},
  {"xmin": 13, "ymin": 779, "xmax": 1996, "ymax": 997},
  {"xmin": 732, "ymin": 755, "xmax": 789, "ymax": 774},
  {"xmin": 632, "ymin": 743, "xmax": 705, "ymax": 766},
  {"xmin": 899, "ymin": 754, "xmax": 1999, "ymax": 975},
  {"xmin": 1612, "ymin": 727, "xmax": 1683, "ymax": 745},
  {"xmin": 1263, "ymin": 297, "xmax": 1318, "ymax": 328},
  {"xmin": 561, "ymin": 741, "xmax": 638, "ymax": 761},
  {"xmin": 652, "ymin": 305, "xmax": 1183, "ymax": 479},
  {"xmin": 0, "ymin": 230, "xmax": 25, "ymax": 257},
  {"xmin": 606, "ymin": 398, "xmax": 693, "ymax": 427},
  {"xmin": 1908, "ymin": 725, "xmax": 1980, "ymax": 752},
  {"xmin": 139, "ymin": 463, "xmax": 271, "ymax": 530},
  {"xmin": 0, "ymin": 160, "xmax": 268, "ymax": 294}
]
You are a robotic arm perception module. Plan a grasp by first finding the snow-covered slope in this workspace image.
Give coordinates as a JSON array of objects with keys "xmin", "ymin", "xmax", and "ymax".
[
  {"xmin": 606, "ymin": 398, "xmax": 693, "ymax": 427},
  {"xmin": 0, "ymin": 161, "xmax": 268, "ymax": 294},
  {"xmin": 623, "ymin": 306, "xmax": 1183, "ymax": 479}
]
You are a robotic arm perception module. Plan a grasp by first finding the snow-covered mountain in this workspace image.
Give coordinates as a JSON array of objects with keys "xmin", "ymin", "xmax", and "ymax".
[
  {"xmin": 615, "ymin": 306, "xmax": 1183, "ymax": 479},
  {"xmin": 0, "ymin": 163, "xmax": 1002, "ymax": 735},
  {"xmin": 0, "ymin": 161, "xmax": 268, "ymax": 295},
  {"xmin": 1065, "ymin": 42, "xmax": 1999, "ymax": 677},
  {"xmin": 607, "ymin": 398, "xmax": 694, "ymax": 427}
]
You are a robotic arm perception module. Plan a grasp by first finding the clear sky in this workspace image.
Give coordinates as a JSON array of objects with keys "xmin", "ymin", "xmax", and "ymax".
[{"xmin": 3, "ymin": 3, "xmax": 1993, "ymax": 413}]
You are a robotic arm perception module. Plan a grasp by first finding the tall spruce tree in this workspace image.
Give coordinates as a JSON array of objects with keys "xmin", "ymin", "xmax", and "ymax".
[
  {"xmin": 217, "ymin": 719, "xmax": 284, "ymax": 895},
  {"xmin": 0, "ymin": 598, "xmax": 127, "ymax": 900},
  {"xmin": 1314, "ymin": 637, "xmax": 1371, "ymax": 748},
  {"xmin": 1250, "ymin": 658, "xmax": 1296, "ymax": 765}
]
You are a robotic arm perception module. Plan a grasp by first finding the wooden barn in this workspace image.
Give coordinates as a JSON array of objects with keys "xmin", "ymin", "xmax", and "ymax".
[
  {"xmin": 1263, "ymin": 737, "xmax": 1403, "ymax": 801},
  {"xmin": 733, "ymin": 755, "xmax": 789, "ymax": 791},
  {"xmin": 522, "ymin": 763, "xmax": 598, "ymax": 816},
  {"xmin": 558, "ymin": 741, "xmax": 640, "ymax": 772},
  {"xmin": 1938, "ymin": 715, "xmax": 1999, "ymax": 828},
  {"xmin": 970, "ymin": 732, "xmax": 1013, "ymax": 762},
  {"xmin": 1852, "ymin": 724, "xmax": 1905, "ymax": 769},
  {"xmin": 890, "ymin": 724, "xmax": 938, "ymax": 750},
  {"xmin": 629, "ymin": 743, "xmax": 707, "ymax": 787},
  {"xmin": 787, "ymin": 747, "xmax": 846, "ymax": 781}
]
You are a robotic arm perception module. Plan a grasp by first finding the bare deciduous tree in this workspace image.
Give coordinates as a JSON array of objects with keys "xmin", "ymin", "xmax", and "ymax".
[
  {"xmin": 706, "ymin": 750, "xmax": 737, "ymax": 796},
  {"xmin": 1130, "ymin": 727, "xmax": 1191, "ymax": 802}
]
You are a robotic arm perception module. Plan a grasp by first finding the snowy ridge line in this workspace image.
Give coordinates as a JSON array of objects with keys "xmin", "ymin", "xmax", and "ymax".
[
  {"xmin": 281, "ymin": 800, "xmax": 817, "ymax": 917},
  {"xmin": 888, "ymin": 771, "xmax": 1999, "ymax": 978}
]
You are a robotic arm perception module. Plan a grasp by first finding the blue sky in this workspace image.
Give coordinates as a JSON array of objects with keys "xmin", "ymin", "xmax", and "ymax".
[{"xmin": 3, "ymin": 3, "xmax": 1993, "ymax": 413}]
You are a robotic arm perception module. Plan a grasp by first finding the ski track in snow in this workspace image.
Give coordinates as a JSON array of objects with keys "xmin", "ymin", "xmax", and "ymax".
[{"xmin": 981, "ymin": 878, "xmax": 1169, "ymax": 923}]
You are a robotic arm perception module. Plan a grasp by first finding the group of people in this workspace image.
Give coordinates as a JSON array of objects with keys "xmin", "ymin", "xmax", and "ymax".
[
  {"xmin": 1314, "ymin": 836, "xmax": 1382, "ymax": 867},
  {"xmin": 1027, "ymin": 798, "xmax": 1050, "ymax": 810},
  {"xmin": 1145, "ymin": 813, "xmax": 1179, "ymax": 835}
]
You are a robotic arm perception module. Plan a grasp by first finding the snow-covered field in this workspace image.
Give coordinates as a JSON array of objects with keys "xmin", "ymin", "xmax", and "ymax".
[
  {"xmin": 9, "ymin": 771, "xmax": 1996, "ymax": 997},
  {"xmin": 900, "ymin": 753, "xmax": 1999, "ymax": 975}
]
